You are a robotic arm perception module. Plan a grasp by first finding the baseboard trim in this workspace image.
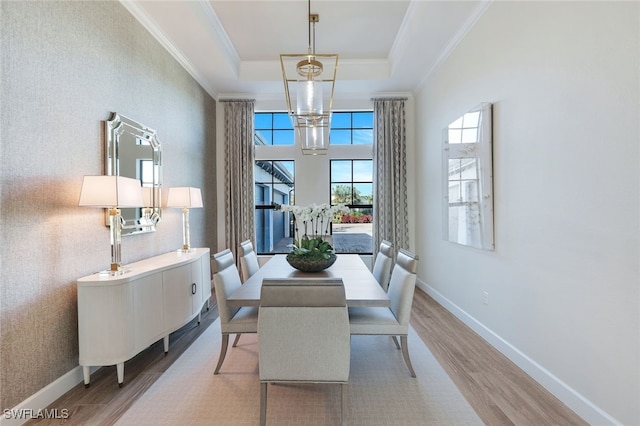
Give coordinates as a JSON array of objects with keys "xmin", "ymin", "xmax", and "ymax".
[
  {"xmin": 416, "ymin": 279, "xmax": 621, "ymax": 426},
  {"xmin": 0, "ymin": 366, "xmax": 99, "ymax": 426}
]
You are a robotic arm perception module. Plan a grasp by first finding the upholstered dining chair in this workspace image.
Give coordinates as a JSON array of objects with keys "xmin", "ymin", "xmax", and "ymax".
[
  {"xmin": 348, "ymin": 248, "xmax": 419, "ymax": 377},
  {"xmin": 212, "ymin": 248, "xmax": 258, "ymax": 374},
  {"xmin": 372, "ymin": 239, "xmax": 394, "ymax": 291},
  {"xmin": 239, "ymin": 239, "xmax": 260, "ymax": 282},
  {"xmin": 258, "ymin": 278, "xmax": 350, "ymax": 426}
]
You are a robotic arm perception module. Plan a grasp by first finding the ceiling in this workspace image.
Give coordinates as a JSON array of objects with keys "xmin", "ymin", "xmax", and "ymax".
[{"xmin": 121, "ymin": 0, "xmax": 489, "ymax": 102}]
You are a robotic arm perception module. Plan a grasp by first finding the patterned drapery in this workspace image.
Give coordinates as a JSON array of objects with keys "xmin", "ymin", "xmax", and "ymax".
[
  {"xmin": 373, "ymin": 98, "xmax": 409, "ymax": 258},
  {"xmin": 222, "ymin": 100, "xmax": 255, "ymax": 264}
]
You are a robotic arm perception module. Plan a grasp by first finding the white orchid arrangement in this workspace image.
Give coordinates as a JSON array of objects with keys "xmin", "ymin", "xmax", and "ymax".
[{"xmin": 276, "ymin": 202, "xmax": 350, "ymax": 257}]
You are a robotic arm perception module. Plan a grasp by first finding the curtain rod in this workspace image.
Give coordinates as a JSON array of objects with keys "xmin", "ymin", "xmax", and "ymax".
[
  {"xmin": 370, "ymin": 97, "xmax": 408, "ymax": 101},
  {"xmin": 219, "ymin": 99, "xmax": 256, "ymax": 103}
]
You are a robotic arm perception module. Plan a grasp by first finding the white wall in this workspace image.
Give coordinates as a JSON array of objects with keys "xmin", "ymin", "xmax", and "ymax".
[{"xmin": 415, "ymin": 2, "xmax": 638, "ymax": 424}]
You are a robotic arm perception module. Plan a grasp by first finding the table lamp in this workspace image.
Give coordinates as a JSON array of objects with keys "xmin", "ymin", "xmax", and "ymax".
[
  {"xmin": 79, "ymin": 175, "xmax": 145, "ymax": 274},
  {"xmin": 166, "ymin": 187, "xmax": 203, "ymax": 252}
]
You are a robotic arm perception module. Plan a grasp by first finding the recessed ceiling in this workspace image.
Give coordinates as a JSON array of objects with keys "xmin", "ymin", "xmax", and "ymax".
[{"xmin": 121, "ymin": 0, "xmax": 490, "ymax": 101}]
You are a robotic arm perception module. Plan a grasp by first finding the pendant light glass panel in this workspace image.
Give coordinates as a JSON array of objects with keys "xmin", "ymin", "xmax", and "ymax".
[
  {"xmin": 298, "ymin": 124, "xmax": 330, "ymax": 155},
  {"xmin": 297, "ymin": 79, "xmax": 323, "ymax": 120}
]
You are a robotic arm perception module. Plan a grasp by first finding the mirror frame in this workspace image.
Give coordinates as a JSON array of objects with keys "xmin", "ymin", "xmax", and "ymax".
[
  {"xmin": 105, "ymin": 112, "xmax": 162, "ymax": 235},
  {"xmin": 442, "ymin": 102, "xmax": 494, "ymax": 250}
]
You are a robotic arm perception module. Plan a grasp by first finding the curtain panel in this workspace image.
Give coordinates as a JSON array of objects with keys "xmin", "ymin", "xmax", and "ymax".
[
  {"xmin": 373, "ymin": 98, "xmax": 409, "ymax": 258},
  {"xmin": 222, "ymin": 100, "xmax": 255, "ymax": 263}
]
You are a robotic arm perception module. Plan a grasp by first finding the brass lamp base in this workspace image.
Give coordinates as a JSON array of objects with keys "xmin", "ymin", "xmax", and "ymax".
[
  {"xmin": 176, "ymin": 245, "xmax": 196, "ymax": 254},
  {"xmin": 98, "ymin": 268, "xmax": 131, "ymax": 277}
]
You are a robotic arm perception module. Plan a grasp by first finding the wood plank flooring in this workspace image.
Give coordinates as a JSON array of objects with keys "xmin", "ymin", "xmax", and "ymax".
[
  {"xmin": 410, "ymin": 289, "xmax": 587, "ymax": 426},
  {"xmin": 28, "ymin": 288, "xmax": 587, "ymax": 425},
  {"xmin": 26, "ymin": 306, "xmax": 219, "ymax": 426}
]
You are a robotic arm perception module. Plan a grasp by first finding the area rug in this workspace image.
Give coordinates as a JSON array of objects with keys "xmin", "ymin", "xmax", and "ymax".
[{"xmin": 116, "ymin": 319, "xmax": 482, "ymax": 425}]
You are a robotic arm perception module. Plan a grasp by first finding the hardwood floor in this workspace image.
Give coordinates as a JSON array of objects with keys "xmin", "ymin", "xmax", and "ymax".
[
  {"xmin": 27, "ymin": 306, "xmax": 219, "ymax": 426},
  {"xmin": 29, "ymin": 288, "xmax": 587, "ymax": 425},
  {"xmin": 411, "ymin": 289, "xmax": 587, "ymax": 426}
]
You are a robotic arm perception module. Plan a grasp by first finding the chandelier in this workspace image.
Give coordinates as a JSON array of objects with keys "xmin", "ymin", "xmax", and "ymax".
[{"xmin": 280, "ymin": 0, "xmax": 338, "ymax": 155}]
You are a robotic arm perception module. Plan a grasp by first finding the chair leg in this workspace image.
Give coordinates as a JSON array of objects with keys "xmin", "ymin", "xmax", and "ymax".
[
  {"xmin": 214, "ymin": 334, "xmax": 229, "ymax": 374},
  {"xmin": 400, "ymin": 335, "xmax": 416, "ymax": 378},
  {"xmin": 260, "ymin": 382, "xmax": 267, "ymax": 426},
  {"xmin": 232, "ymin": 333, "xmax": 242, "ymax": 347},
  {"xmin": 341, "ymin": 383, "xmax": 348, "ymax": 426},
  {"xmin": 391, "ymin": 335, "xmax": 400, "ymax": 349}
]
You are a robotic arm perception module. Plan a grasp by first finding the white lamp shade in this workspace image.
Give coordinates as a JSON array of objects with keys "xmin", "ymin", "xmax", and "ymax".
[
  {"xmin": 79, "ymin": 175, "xmax": 145, "ymax": 208},
  {"xmin": 166, "ymin": 187, "xmax": 203, "ymax": 208}
]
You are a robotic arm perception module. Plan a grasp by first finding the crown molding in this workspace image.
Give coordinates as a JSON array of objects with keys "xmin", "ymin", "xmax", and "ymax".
[
  {"xmin": 387, "ymin": 0, "xmax": 419, "ymax": 76},
  {"xmin": 197, "ymin": 0, "xmax": 241, "ymax": 75},
  {"xmin": 415, "ymin": 0, "xmax": 494, "ymax": 92}
]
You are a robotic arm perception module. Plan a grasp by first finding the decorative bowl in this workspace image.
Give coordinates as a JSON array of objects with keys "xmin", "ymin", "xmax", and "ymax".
[{"xmin": 286, "ymin": 252, "xmax": 337, "ymax": 272}]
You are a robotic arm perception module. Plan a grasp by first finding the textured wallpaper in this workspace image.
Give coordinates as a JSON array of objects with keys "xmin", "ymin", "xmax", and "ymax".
[{"xmin": 0, "ymin": 1, "xmax": 217, "ymax": 409}]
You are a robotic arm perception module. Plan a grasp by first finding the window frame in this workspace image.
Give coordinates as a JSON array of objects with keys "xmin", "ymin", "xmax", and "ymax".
[
  {"xmin": 254, "ymin": 112, "xmax": 295, "ymax": 146},
  {"xmin": 330, "ymin": 111, "xmax": 374, "ymax": 145},
  {"xmin": 330, "ymin": 159, "xmax": 374, "ymax": 254},
  {"xmin": 254, "ymin": 109, "xmax": 374, "ymax": 255},
  {"xmin": 330, "ymin": 159, "xmax": 374, "ymax": 210},
  {"xmin": 254, "ymin": 159, "xmax": 295, "ymax": 254}
]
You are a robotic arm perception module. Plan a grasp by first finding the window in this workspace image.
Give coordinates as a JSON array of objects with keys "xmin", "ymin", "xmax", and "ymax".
[
  {"xmin": 255, "ymin": 112, "xmax": 294, "ymax": 145},
  {"xmin": 254, "ymin": 160, "xmax": 294, "ymax": 253},
  {"xmin": 331, "ymin": 160, "xmax": 373, "ymax": 254},
  {"xmin": 330, "ymin": 112, "xmax": 373, "ymax": 145},
  {"xmin": 254, "ymin": 110, "xmax": 374, "ymax": 255},
  {"xmin": 139, "ymin": 160, "xmax": 154, "ymax": 187},
  {"xmin": 443, "ymin": 103, "xmax": 494, "ymax": 250}
]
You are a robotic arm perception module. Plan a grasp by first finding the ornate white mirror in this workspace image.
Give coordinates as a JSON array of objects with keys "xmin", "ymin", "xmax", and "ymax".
[
  {"xmin": 442, "ymin": 103, "xmax": 494, "ymax": 250},
  {"xmin": 105, "ymin": 112, "xmax": 162, "ymax": 235}
]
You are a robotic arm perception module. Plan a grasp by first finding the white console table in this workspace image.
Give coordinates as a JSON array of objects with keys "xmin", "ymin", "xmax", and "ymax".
[{"xmin": 77, "ymin": 248, "xmax": 211, "ymax": 387}]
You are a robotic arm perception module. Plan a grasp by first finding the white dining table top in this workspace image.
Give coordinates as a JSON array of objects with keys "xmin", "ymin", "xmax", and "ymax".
[{"xmin": 226, "ymin": 254, "xmax": 390, "ymax": 307}]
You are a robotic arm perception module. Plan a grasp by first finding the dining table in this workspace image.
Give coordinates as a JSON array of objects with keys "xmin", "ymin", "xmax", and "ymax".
[{"xmin": 226, "ymin": 254, "xmax": 390, "ymax": 307}]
